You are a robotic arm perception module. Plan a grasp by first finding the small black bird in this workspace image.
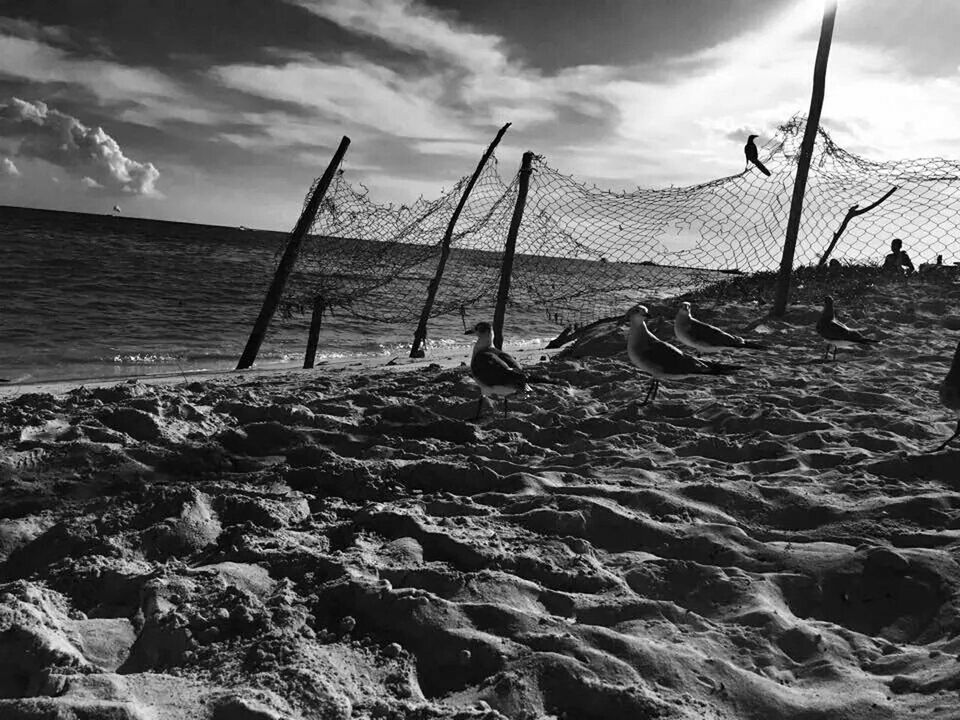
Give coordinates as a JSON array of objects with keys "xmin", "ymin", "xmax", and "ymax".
[
  {"xmin": 465, "ymin": 321, "xmax": 560, "ymax": 419},
  {"xmin": 931, "ymin": 340, "xmax": 960, "ymax": 452},
  {"xmin": 744, "ymin": 134, "xmax": 771, "ymax": 176}
]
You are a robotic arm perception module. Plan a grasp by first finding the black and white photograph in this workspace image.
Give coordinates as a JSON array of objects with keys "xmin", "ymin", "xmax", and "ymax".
[{"xmin": 3, "ymin": 1, "xmax": 960, "ymax": 718}]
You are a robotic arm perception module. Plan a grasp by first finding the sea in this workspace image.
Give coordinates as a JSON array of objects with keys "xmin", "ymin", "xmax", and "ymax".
[{"xmin": 0, "ymin": 205, "xmax": 720, "ymax": 385}]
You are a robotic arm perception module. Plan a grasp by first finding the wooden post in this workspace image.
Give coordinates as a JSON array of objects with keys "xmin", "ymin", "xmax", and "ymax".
[
  {"xmin": 409, "ymin": 123, "xmax": 511, "ymax": 358},
  {"xmin": 816, "ymin": 186, "xmax": 898, "ymax": 268},
  {"xmin": 236, "ymin": 136, "xmax": 350, "ymax": 369},
  {"xmin": 772, "ymin": 0, "xmax": 837, "ymax": 316},
  {"xmin": 492, "ymin": 151, "xmax": 535, "ymax": 350},
  {"xmin": 303, "ymin": 295, "xmax": 325, "ymax": 369}
]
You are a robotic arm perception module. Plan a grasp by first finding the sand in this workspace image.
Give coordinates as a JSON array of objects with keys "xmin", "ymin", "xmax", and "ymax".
[{"xmin": 2, "ymin": 272, "xmax": 960, "ymax": 719}]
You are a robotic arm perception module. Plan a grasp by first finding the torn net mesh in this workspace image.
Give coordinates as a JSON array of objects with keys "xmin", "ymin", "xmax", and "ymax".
[{"xmin": 280, "ymin": 116, "xmax": 960, "ymax": 330}]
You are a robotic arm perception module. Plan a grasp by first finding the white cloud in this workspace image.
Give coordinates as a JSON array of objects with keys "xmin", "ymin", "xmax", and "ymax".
[
  {"xmin": 293, "ymin": 0, "xmax": 507, "ymax": 71},
  {"xmin": 80, "ymin": 176, "xmax": 103, "ymax": 189},
  {"xmin": 0, "ymin": 34, "xmax": 220, "ymax": 128},
  {"xmin": 0, "ymin": 98, "xmax": 161, "ymax": 195},
  {"xmin": 0, "ymin": 35, "xmax": 178, "ymax": 102},
  {"xmin": 1, "ymin": 156, "xmax": 19, "ymax": 177},
  {"xmin": 213, "ymin": 57, "xmax": 467, "ymax": 140}
]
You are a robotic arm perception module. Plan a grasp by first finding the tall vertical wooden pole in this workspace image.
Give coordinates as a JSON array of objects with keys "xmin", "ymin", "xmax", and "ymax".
[
  {"xmin": 772, "ymin": 0, "xmax": 837, "ymax": 316},
  {"xmin": 492, "ymin": 151, "xmax": 535, "ymax": 350},
  {"xmin": 410, "ymin": 123, "xmax": 511, "ymax": 358},
  {"xmin": 236, "ymin": 136, "xmax": 350, "ymax": 369},
  {"xmin": 302, "ymin": 295, "xmax": 325, "ymax": 369}
]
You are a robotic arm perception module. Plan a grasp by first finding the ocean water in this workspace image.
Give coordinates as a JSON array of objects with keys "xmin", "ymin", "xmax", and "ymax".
[{"xmin": 0, "ymin": 205, "xmax": 718, "ymax": 384}]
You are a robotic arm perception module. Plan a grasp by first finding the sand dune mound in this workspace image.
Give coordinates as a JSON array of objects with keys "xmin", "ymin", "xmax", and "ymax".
[{"xmin": 2, "ymin": 276, "xmax": 960, "ymax": 718}]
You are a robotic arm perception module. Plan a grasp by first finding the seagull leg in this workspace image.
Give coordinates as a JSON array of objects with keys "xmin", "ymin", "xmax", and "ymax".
[
  {"xmin": 821, "ymin": 344, "xmax": 829, "ymax": 362},
  {"xmin": 930, "ymin": 419, "xmax": 960, "ymax": 453},
  {"xmin": 475, "ymin": 395, "xmax": 484, "ymax": 420},
  {"xmin": 640, "ymin": 379, "xmax": 660, "ymax": 406},
  {"xmin": 639, "ymin": 379, "xmax": 655, "ymax": 406},
  {"xmin": 503, "ymin": 397, "xmax": 508, "ymax": 417}
]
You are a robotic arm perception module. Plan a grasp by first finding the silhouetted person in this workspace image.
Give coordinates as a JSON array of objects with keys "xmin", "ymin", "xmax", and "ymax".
[
  {"xmin": 882, "ymin": 238, "xmax": 914, "ymax": 275},
  {"xmin": 744, "ymin": 135, "xmax": 771, "ymax": 176}
]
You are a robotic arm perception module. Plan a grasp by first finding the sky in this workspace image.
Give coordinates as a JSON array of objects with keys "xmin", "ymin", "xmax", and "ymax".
[{"xmin": 2, "ymin": 0, "xmax": 960, "ymax": 230}]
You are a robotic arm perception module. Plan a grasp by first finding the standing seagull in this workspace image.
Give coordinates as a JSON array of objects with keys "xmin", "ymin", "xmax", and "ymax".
[
  {"xmin": 744, "ymin": 135, "xmax": 771, "ymax": 176},
  {"xmin": 627, "ymin": 305, "xmax": 740, "ymax": 405},
  {"xmin": 931, "ymin": 340, "xmax": 960, "ymax": 452},
  {"xmin": 675, "ymin": 301, "xmax": 769, "ymax": 353},
  {"xmin": 465, "ymin": 321, "xmax": 558, "ymax": 419},
  {"xmin": 816, "ymin": 295, "xmax": 879, "ymax": 361}
]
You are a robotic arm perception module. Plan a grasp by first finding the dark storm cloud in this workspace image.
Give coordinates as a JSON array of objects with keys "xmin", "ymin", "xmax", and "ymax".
[
  {"xmin": 0, "ymin": 0, "xmax": 423, "ymax": 73},
  {"xmin": 421, "ymin": 0, "xmax": 798, "ymax": 74}
]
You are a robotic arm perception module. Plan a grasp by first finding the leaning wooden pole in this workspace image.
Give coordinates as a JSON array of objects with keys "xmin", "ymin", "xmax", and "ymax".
[
  {"xmin": 410, "ymin": 123, "xmax": 511, "ymax": 358},
  {"xmin": 302, "ymin": 295, "xmax": 325, "ymax": 369},
  {"xmin": 772, "ymin": 0, "xmax": 837, "ymax": 316},
  {"xmin": 236, "ymin": 136, "xmax": 350, "ymax": 370},
  {"xmin": 492, "ymin": 151, "xmax": 535, "ymax": 350}
]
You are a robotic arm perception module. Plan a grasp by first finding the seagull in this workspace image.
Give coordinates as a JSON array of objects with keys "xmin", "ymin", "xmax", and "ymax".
[
  {"xmin": 465, "ymin": 321, "xmax": 559, "ymax": 419},
  {"xmin": 931, "ymin": 340, "xmax": 960, "ymax": 452},
  {"xmin": 744, "ymin": 135, "xmax": 771, "ymax": 176},
  {"xmin": 675, "ymin": 301, "xmax": 769, "ymax": 353},
  {"xmin": 816, "ymin": 295, "xmax": 879, "ymax": 361},
  {"xmin": 627, "ymin": 305, "xmax": 740, "ymax": 405}
]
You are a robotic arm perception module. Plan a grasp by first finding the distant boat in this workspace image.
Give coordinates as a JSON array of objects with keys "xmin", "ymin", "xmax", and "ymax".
[
  {"xmin": 238, "ymin": 225, "xmax": 249, "ymax": 231},
  {"xmin": 112, "ymin": 205, "xmax": 121, "ymax": 214}
]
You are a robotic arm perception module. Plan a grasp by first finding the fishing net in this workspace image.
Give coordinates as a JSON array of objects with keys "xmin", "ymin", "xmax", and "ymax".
[
  {"xmin": 279, "ymin": 115, "xmax": 960, "ymax": 334},
  {"xmin": 281, "ymin": 158, "xmax": 518, "ymax": 325}
]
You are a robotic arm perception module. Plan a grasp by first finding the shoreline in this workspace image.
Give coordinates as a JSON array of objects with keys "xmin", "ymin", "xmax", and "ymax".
[{"xmin": 0, "ymin": 341, "xmax": 559, "ymax": 399}]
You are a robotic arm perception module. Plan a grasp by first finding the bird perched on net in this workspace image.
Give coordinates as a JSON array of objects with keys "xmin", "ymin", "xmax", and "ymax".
[
  {"xmin": 930, "ymin": 340, "xmax": 960, "ymax": 452},
  {"xmin": 674, "ymin": 301, "xmax": 769, "ymax": 353},
  {"xmin": 627, "ymin": 305, "xmax": 740, "ymax": 405},
  {"xmin": 744, "ymin": 134, "xmax": 771, "ymax": 176},
  {"xmin": 465, "ymin": 321, "xmax": 560, "ymax": 419},
  {"xmin": 816, "ymin": 295, "xmax": 879, "ymax": 361}
]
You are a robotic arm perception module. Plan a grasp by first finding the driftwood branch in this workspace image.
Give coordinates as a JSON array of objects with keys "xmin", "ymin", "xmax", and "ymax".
[
  {"xmin": 817, "ymin": 185, "xmax": 899, "ymax": 268},
  {"xmin": 545, "ymin": 312, "xmax": 625, "ymax": 349}
]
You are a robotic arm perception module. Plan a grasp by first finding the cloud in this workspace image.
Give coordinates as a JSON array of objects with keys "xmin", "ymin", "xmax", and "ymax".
[
  {"xmin": 1, "ymin": 156, "xmax": 19, "ymax": 177},
  {"xmin": 293, "ymin": 0, "xmax": 508, "ymax": 71},
  {"xmin": 212, "ymin": 57, "xmax": 467, "ymax": 140},
  {"xmin": 0, "ymin": 35, "xmax": 179, "ymax": 104},
  {"xmin": 0, "ymin": 97, "xmax": 160, "ymax": 195},
  {"xmin": 80, "ymin": 176, "xmax": 102, "ymax": 189},
  {"xmin": 212, "ymin": 2, "xmax": 627, "ymax": 163},
  {"xmin": 0, "ymin": 34, "xmax": 224, "ymax": 129}
]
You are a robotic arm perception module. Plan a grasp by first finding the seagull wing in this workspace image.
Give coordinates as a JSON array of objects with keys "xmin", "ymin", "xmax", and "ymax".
[
  {"xmin": 472, "ymin": 349, "xmax": 526, "ymax": 385},
  {"xmin": 642, "ymin": 336, "xmax": 717, "ymax": 376},
  {"xmin": 818, "ymin": 318, "xmax": 875, "ymax": 344},
  {"xmin": 490, "ymin": 347, "xmax": 523, "ymax": 373},
  {"xmin": 688, "ymin": 316, "xmax": 750, "ymax": 349}
]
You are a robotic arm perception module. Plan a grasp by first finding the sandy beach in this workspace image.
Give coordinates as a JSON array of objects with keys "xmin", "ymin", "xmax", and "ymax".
[{"xmin": 3, "ymin": 272, "xmax": 960, "ymax": 719}]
